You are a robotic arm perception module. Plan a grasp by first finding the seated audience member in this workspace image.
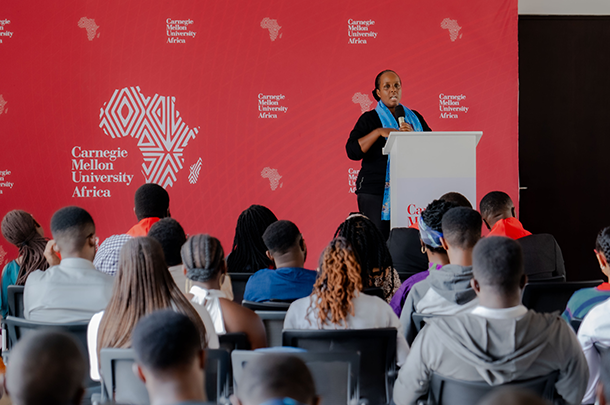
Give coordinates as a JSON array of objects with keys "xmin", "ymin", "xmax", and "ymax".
[
  {"xmin": 284, "ymin": 237, "xmax": 408, "ymax": 365},
  {"xmin": 94, "ymin": 183, "xmax": 170, "ymax": 275},
  {"xmin": 400, "ymin": 207, "xmax": 481, "ymax": 344},
  {"xmin": 4, "ymin": 330, "xmax": 87, "ymax": 405},
  {"xmin": 389, "ymin": 199, "xmax": 457, "ymax": 316},
  {"xmin": 149, "ymin": 219, "xmax": 234, "ymax": 299},
  {"xmin": 182, "ymin": 234, "xmax": 267, "ymax": 348},
  {"xmin": 231, "ymin": 353, "xmax": 320, "ymax": 405},
  {"xmin": 227, "ymin": 204, "xmax": 278, "ymax": 273},
  {"xmin": 479, "ymin": 191, "xmax": 565, "ymax": 279},
  {"xmin": 393, "ymin": 236, "xmax": 588, "ymax": 405},
  {"xmin": 24, "ymin": 206, "xmax": 113, "ymax": 322},
  {"xmin": 87, "ymin": 237, "xmax": 218, "ymax": 381},
  {"xmin": 439, "ymin": 191, "xmax": 473, "ymax": 209},
  {"xmin": 132, "ymin": 310, "xmax": 216, "ymax": 405},
  {"xmin": 244, "ymin": 220, "xmax": 317, "ymax": 303},
  {"xmin": 1, "ymin": 210, "xmax": 49, "ymax": 317},
  {"xmin": 334, "ymin": 214, "xmax": 401, "ymax": 302},
  {"xmin": 563, "ymin": 226, "xmax": 610, "ymax": 323},
  {"xmin": 577, "ymin": 296, "xmax": 610, "ymax": 403}
]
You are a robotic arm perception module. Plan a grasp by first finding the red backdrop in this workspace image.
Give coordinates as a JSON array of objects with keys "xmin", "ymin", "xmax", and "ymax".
[{"xmin": 0, "ymin": 0, "xmax": 518, "ymax": 268}]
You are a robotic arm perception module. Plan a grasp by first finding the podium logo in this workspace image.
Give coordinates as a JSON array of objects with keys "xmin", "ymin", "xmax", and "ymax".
[
  {"xmin": 99, "ymin": 86, "xmax": 199, "ymax": 188},
  {"xmin": 406, "ymin": 204, "xmax": 424, "ymax": 227}
]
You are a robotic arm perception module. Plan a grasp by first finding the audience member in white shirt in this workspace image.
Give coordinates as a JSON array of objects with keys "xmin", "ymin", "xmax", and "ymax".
[
  {"xmin": 578, "ymin": 296, "xmax": 610, "ymax": 404},
  {"xmin": 24, "ymin": 206, "xmax": 113, "ymax": 323},
  {"xmin": 284, "ymin": 237, "xmax": 409, "ymax": 365},
  {"xmin": 87, "ymin": 237, "xmax": 217, "ymax": 381}
]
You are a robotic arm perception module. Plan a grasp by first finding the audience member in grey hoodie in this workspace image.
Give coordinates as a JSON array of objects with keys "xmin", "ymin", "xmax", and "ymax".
[
  {"xmin": 393, "ymin": 237, "xmax": 589, "ymax": 405},
  {"xmin": 400, "ymin": 207, "xmax": 481, "ymax": 345}
]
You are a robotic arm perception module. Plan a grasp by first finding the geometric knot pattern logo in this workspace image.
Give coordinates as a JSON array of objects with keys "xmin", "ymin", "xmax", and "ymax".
[
  {"xmin": 352, "ymin": 92, "xmax": 373, "ymax": 113},
  {"xmin": 260, "ymin": 18, "xmax": 282, "ymax": 41},
  {"xmin": 188, "ymin": 157, "xmax": 203, "ymax": 184},
  {"xmin": 99, "ymin": 86, "xmax": 199, "ymax": 188},
  {"xmin": 441, "ymin": 18, "xmax": 462, "ymax": 42},
  {"xmin": 261, "ymin": 166, "xmax": 283, "ymax": 191}
]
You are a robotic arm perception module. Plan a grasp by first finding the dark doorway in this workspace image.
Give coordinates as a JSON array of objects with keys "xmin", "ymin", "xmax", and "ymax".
[{"xmin": 519, "ymin": 16, "xmax": 610, "ymax": 282}]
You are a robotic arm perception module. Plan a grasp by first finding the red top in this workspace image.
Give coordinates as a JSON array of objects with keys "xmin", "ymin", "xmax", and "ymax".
[
  {"xmin": 597, "ymin": 282, "xmax": 610, "ymax": 291},
  {"xmin": 488, "ymin": 217, "xmax": 532, "ymax": 240},
  {"xmin": 126, "ymin": 217, "xmax": 161, "ymax": 237}
]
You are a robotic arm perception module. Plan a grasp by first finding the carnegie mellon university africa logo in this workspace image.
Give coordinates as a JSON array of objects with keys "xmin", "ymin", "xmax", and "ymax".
[{"xmin": 99, "ymin": 86, "xmax": 199, "ymax": 188}]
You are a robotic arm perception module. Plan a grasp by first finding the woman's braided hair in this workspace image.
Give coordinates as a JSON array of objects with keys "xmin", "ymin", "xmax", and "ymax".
[
  {"xmin": 333, "ymin": 215, "xmax": 393, "ymax": 289},
  {"xmin": 1, "ymin": 210, "xmax": 49, "ymax": 285},
  {"xmin": 308, "ymin": 237, "xmax": 363, "ymax": 327},
  {"xmin": 226, "ymin": 205, "xmax": 278, "ymax": 273},
  {"xmin": 181, "ymin": 234, "xmax": 225, "ymax": 282}
]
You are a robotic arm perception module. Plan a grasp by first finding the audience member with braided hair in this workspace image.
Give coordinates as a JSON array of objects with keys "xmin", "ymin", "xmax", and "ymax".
[
  {"xmin": 182, "ymin": 234, "xmax": 267, "ymax": 349},
  {"xmin": 0, "ymin": 210, "xmax": 49, "ymax": 318},
  {"xmin": 227, "ymin": 205, "xmax": 278, "ymax": 273},
  {"xmin": 86, "ymin": 237, "xmax": 218, "ymax": 381},
  {"xmin": 334, "ymin": 214, "xmax": 401, "ymax": 302},
  {"xmin": 563, "ymin": 226, "xmax": 610, "ymax": 323},
  {"xmin": 389, "ymin": 199, "xmax": 458, "ymax": 317},
  {"xmin": 284, "ymin": 237, "xmax": 408, "ymax": 364}
]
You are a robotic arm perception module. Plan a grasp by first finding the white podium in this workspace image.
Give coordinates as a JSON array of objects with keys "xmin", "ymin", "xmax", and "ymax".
[{"xmin": 382, "ymin": 131, "xmax": 482, "ymax": 229}]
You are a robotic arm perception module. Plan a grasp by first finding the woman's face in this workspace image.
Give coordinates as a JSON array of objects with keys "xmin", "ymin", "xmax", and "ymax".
[{"xmin": 376, "ymin": 72, "xmax": 402, "ymax": 109}]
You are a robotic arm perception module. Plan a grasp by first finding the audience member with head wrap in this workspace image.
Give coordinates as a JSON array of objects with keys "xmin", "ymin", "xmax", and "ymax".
[
  {"xmin": 1, "ymin": 210, "xmax": 49, "ymax": 317},
  {"xmin": 23, "ymin": 206, "xmax": 114, "ymax": 323},
  {"xmin": 389, "ymin": 199, "xmax": 457, "ymax": 316},
  {"xmin": 94, "ymin": 183, "xmax": 171, "ymax": 276},
  {"xmin": 284, "ymin": 237, "xmax": 409, "ymax": 371},
  {"xmin": 227, "ymin": 204, "xmax": 278, "ymax": 273},
  {"xmin": 182, "ymin": 234, "xmax": 267, "ymax": 349},
  {"xmin": 334, "ymin": 214, "xmax": 401, "ymax": 302},
  {"xmin": 399, "ymin": 206, "xmax": 481, "ymax": 345}
]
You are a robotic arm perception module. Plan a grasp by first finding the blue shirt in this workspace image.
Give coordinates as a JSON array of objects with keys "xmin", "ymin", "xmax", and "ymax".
[
  {"xmin": 243, "ymin": 267, "xmax": 317, "ymax": 302},
  {"xmin": 1, "ymin": 260, "xmax": 20, "ymax": 318}
]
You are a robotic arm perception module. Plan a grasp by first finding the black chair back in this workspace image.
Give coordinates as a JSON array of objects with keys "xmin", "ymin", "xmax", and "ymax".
[
  {"xmin": 527, "ymin": 275, "xmax": 566, "ymax": 283},
  {"xmin": 7, "ymin": 285, "xmax": 25, "ymax": 318},
  {"xmin": 255, "ymin": 310, "xmax": 287, "ymax": 347},
  {"xmin": 517, "ymin": 233, "xmax": 565, "ymax": 279},
  {"xmin": 282, "ymin": 328, "xmax": 396, "ymax": 405},
  {"xmin": 362, "ymin": 287, "xmax": 385, "ymax": 300},
  {"xmin": 428, "ymin": 370, "xmax": 559, "ymax": 405},
  {"xmin": 232, "ymin": 350, "xmax": 360, "ymax": 405},
  {"xmin": 99, "ymin": 348, "xmax": 230, "ymax": 404},
  {"xmin": 219, "ymin": 332, "xmax": 250, "ymax": 351},
  {"xmin": 230, "ymin": 273, "xmax": 253, "ymax": 304},
  {"xmin": 242, "ymin": 300, "xmax": 291, "ymax": 311},
  {"xmin": 521, "ymin": 280, "xmax": 603, "ymax": 313}
]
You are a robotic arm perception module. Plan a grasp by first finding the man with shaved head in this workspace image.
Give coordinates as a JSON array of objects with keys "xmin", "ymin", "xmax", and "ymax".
[
  {"xmin": 479, "ymin": 190, "xmax": 565, "ymax": 279},
  {"xmin": 4, "ymin": 330, "xmax": 87, "ymax": 405},
  {"xmin": 232, "ymin": 353, "xmax": 319, "ymax": 405},
  {"xmin": 393, "ymin": 236, "xmax": 588, "ymax": 405},
  {"xmin": 24, "ymin": 206, "xmax": 113, "ymax": 322}
]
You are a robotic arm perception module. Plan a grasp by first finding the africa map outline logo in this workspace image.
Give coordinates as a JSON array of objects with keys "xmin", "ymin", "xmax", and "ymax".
[{"xmin": 99, "ymin": 86, "xmax": 199, "ymax": 188}]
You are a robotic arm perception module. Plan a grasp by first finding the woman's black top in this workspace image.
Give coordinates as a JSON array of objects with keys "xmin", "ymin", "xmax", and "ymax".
[{"xmin": 346, "ymin": 109, "xmax": 431, "ymax": 196}]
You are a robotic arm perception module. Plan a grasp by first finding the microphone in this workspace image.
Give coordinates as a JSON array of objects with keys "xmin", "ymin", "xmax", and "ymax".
[{"xmin": 396, "ymin": 105, "xmax": 406, "ymax": 128}]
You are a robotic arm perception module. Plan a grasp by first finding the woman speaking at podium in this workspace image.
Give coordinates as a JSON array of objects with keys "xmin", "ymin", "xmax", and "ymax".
[{"xmin": 346, "ymin": 70, "xmax": 431, "ymax": 240}]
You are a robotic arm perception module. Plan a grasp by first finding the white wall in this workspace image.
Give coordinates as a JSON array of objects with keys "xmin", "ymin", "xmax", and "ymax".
[{"xmin": 519, "ymin": 0, "xmax": 610, "ymax": 15}]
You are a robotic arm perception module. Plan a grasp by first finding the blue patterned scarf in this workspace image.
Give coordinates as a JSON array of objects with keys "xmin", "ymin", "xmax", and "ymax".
[{"xmin": 376, "ymin": 101, "xmax": 423, "ymax": 220}]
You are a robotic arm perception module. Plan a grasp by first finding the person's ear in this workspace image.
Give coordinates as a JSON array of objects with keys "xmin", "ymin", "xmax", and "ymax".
[
  {"xmin": 483, "ymin": 219, "xmax": 491, "ymax": 231},
  {"xmin": 597, "ymin": 381, "xmax": 606, "ymax": 405},
  {"xmin": 311, "ymin": 395, "xmax": 322, "ymax": 405},
  {"xmin": 596, "ymin": 250, "xmax": 608, "ymax": 269},
  {"xmin": 376, "ymin": 88, "xmax": 381, "ymax": 99},
  {"xmin": 133, "ymin": 363, "xmax": 146, "ymax": 383},
  {"xmin": 167, "ymin": 208, "xmax": 171, "ymax": 218},
  {"xmin": 266, "ymin": 250, "xmax": 273, "ymax": 261},
  {"xmin": 520, "ymin": 274, "xmax": 528, "ymax": 290},
  {"xmin": 470, "ymin": 277, "xmax": 481, "ymax": 294},
  {"xmin": 511, "ymin": 206, "xmax": 516, "ymax": 218},
  {"xmin": 221, "ymin": 260, "xmax": 228, "ymax": 274},
  {"xmin": 198, "ymin": 349, "xmax": 206, "ymax": 370},
  {"xmin": 440, "ymin": 237, "xmax": 449, "ymax": 251}
]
